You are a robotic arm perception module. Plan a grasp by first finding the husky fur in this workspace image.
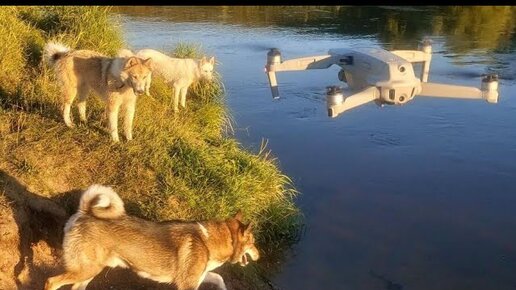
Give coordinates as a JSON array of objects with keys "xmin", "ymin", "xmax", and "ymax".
[
  {"xmin": 43, "ymin": 42, "xmax": 153, "ymax": 142},
  {"xmin": 44, "ymin": 184, "xmax": 260, "ymax": 290},
  {"xmin": 119, "ymin": 48, "xmax": 215, "ymax": 112}
]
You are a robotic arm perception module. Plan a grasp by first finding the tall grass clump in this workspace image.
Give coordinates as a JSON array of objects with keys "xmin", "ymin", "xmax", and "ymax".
[
  {"xmin": 18, "ymin": 6, "xmax": 124, "ymax": 55},
  {"xmin": 0, "ymin": 6, "xmax": 123, "ymax": 115},
  {"xmin": 0, "ymin": 6, "xmax": 302, "ymax": 288}
]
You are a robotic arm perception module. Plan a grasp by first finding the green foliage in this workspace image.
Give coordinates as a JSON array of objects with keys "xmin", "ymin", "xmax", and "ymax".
[
  {"xmin": 0, "ymin": 6, "xmax": 124, "ymax": 114},
  {"xmin": 18, "ymin": 6, "xmax": 124, "ymax": 55}
]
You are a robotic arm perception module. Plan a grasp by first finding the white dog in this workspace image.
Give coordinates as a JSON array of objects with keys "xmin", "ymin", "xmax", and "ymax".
[{"xmin": 118, "ymin": 48, "xmax": 215, "ymax": 112}]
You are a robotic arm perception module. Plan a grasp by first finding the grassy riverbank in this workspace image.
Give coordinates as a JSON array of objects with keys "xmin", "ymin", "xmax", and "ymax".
[{"xmin": 0, "ymin": 6, "xmax": 302, "ymax": 289}]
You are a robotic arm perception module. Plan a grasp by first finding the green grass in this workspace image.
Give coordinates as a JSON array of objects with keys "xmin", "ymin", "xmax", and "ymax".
[{"xmin": 0, "ymin": 6, "xmax": 302, "ymax": 287}]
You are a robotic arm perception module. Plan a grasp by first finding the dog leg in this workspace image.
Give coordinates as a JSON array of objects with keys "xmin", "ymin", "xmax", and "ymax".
[
  {"xmin": 123, "ymin": 96, "xmax": 136, "ymax": 141},
  {"xmin": 202, "ymin": 272, "xmax": 227, "ymax": 290},
  {"xmin": 145, "ymin": 72, "xmax": 152, "ymax": 96},
  {"xmin": 45, "ymin": 271, "xmax": 97, "ymax": 290},
  {"xmin": 180, "ymin": 86, "xmax": 188, "ymax": 109},
  {"xmin": 71, "ymin": 277, "xmax": 93, "ymax": 290},
  {"xmin": 177, "ymin": 280, "xmax": 204, "ymax": 290},
  {"xmin": 62, "ymin": 86, "xmax": 77, "ymax": 128},
  {"xmin": 172, "ymin": 84, "xmax": 181, "ymax": 112},
  {"xmin": 77, "ymin": 84, "xmax": 89, "ymax": 123},
  {"xmin": 176, "ymin": 255, "xmax": 207, "ymax": 290},
  {"xmin": 107, "ymin": 97, "xmax": 122, "ymax": 142}
]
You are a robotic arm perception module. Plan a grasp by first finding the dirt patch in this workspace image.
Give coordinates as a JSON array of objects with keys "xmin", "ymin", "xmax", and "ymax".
[{"xmin": 0, "ymin": 171, "xmax": 65, "ymax": 289}]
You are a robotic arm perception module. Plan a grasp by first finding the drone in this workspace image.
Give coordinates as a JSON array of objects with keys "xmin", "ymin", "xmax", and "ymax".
[{"xmin": 264, "ymin": 40, "xmax": 499, "ymax": 118}]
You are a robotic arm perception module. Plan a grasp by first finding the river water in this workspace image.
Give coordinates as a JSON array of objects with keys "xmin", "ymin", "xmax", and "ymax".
[{"xmin": 116, "ymin": 6, "xmax": 516, "ymax": 290}]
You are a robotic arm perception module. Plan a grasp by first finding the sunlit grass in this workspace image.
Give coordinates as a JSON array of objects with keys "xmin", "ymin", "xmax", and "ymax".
[{"xmin": 0, "ymin": 6, "xmax": 302, "ymax": 287}]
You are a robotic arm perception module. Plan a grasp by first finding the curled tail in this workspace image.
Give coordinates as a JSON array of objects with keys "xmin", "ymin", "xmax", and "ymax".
[
  {"xmin": 117, "ymin": 48, "xmax": 135, "ymax": 58},
  {"xmin": 43, "ymin": 41, "xmax": 71, "ymax": 67},
  {"xmin": 79, "ymin": 184, "xmax": 125, "ymax": 219}
]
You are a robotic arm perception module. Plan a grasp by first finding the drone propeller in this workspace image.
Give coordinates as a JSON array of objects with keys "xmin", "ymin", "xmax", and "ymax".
[
  {"xmin": 419, "ymin": 37, "xmax": 433, "ymax": 47},
  {"xmin": 445, "ymin": 70, "xmax": 486, "ymax": 79},
  {"xmin": 243, "ymin": 43, "xmax": 283, "ymax": 52},
  {"xmin": 444, "ymin": 70, "xmax": 512, "ymax": 81}
]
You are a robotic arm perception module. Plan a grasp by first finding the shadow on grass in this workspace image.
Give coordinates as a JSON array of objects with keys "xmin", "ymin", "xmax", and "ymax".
[{"xmin": 0, "ymin": 170, "xmax": 235, "ymax": 290}]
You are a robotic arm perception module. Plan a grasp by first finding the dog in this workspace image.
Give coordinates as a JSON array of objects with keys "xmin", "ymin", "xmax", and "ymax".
[
  {"xmin": 120, "ymin": 48, "xmax": 215, "ymax": 112},
  {"xmin": 43, "ymin": 42, "xmax": 153, "ymax": 142},
  {"xmin": 44, "ymin": 184, "xmax": 260, "ymax": 290}
]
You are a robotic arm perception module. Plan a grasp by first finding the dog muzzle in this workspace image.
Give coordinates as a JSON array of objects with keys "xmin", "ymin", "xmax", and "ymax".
[{"xmin": 239, "ymin": 247, "xmax": 260, "ymax": 266}]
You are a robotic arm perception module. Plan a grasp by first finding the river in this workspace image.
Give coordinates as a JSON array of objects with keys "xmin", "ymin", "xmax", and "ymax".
[{"xmin": 116, "ymin": 6, "xmax": 516, "ymax": 290}]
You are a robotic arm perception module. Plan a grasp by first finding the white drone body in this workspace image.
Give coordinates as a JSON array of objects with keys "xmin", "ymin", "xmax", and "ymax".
[{"xmin": 265, "ymin": 40, "xmax": 499, "ymax": 118}]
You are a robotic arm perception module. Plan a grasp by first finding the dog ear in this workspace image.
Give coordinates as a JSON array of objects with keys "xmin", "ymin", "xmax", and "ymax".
[
  {"xmin": 200, "ymin": 56, "xmax": 207, "ymax": 64},
  {"xmin": 239, "ymin": 222, "xmax": 253, "ymax": 237},
  {"xmin": 124, "ymin": 56, "xmax": 139, "ymax": 69},
  {"xmin": 234, "ymin": 210, "xmax": 243, "ymax": 221},
  {"xmin": 143, "ymin": 57, "xmax": 153, "ymax": 69},
  {"xmin": 244, "ymin": 222, "xmax": 252, "ymax": 232},
  {"xmin": 209, "ymin": 56, "xmax": 215, "ymax": 65}
]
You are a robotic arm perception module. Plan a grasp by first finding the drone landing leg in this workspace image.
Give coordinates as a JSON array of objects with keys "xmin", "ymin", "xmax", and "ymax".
[{"xmin": 267, "ymin": 71, "xmax": 279, "ymax": 99}]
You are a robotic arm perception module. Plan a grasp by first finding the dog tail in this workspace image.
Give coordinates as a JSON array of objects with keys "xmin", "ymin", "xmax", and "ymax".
[
  {"xmin": 43, "ymin": 41, "xmax": 71, "ymax": 67},
  {"xmin": 117, "ymin": 48, "xmax": 135, "ymax": 58},
  {"xmin": 79, "ymin": 184, "xmax": 126, "ymax": 219}
]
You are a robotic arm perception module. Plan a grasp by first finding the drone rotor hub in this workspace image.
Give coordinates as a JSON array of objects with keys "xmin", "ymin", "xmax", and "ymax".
[
  {"xmin": 326, "ymin": 86, "xmax": 345, "ymax": 106},
  {"xmin": 267, "ymin": 48, "xmax": 282, "ymax": 66},
  {"xmin": 481, "ymin": 74, "xmax": 499, "ymax": 103}
]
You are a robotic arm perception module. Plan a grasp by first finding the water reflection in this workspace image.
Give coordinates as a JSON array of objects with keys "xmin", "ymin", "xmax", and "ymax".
[
  {"xmin": 117, "ymin": 6, "xmax": 516, "ymax": 82},
  {"xmin": 116, "ymin": 6, "xmax": 516, "ymax": 53}
]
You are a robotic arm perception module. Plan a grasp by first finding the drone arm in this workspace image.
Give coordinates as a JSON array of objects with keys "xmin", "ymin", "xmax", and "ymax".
[
  {"xmin": 391, "ymin": 50, "xmax": 432, "ymax": 82},
  {"xmin": 419, "ymin": 82, "xmax": 483, "ymax": 99},
  {"xmin": 390, "ymin": 50, "xmax": 430, "ymax": 63},
  {"xmin": 272, "ymin": 55, "xmax": 335, "ymax": 72},
  {"xmin": 265, "ymin": 54, "xmax": 335, "ymax": 98},
  {"xmin": 328, "ymin": 86, "xmax": 379, "ymax": 118}
]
